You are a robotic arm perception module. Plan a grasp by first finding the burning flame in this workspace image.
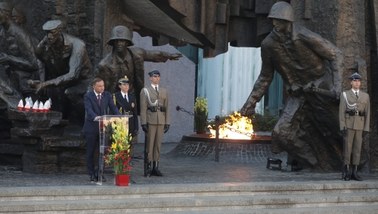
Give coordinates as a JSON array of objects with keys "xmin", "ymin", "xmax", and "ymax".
[{"xmin": 209, "ymin": 112, "xmax": 254, "ymax": 139}]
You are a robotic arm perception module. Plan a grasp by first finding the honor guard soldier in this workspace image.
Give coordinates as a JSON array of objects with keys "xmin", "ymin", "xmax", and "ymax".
[
  {"xmin": 140, "ymin": 70, "xmax": 170, "ymax": 176},
  {"xmin": 339, "ymin": 72, "xmax": 370, "ymax": 181}
]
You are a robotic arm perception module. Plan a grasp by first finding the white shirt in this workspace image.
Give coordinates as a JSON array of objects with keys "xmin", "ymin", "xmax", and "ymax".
[
  {"xmin": 121, "ymin": 92, "xmax": 128, "ymax": 101},
  {"xmin": 151, "ymin": 84, "xmax": 159, "ymax": 91},
  {"xmin": 94, "ymin": 91, "xmax": 101, "ymax": 98},
  {"xmin": 352, "ymin": 89, "xmax": 359, "ymax": 96}
]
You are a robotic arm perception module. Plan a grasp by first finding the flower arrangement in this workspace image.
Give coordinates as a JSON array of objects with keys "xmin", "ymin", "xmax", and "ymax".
[
  {"xmin": 104, "ymin": 117, "xmax": 132, "ymax": 175},
  {"xmin": 194, "ymin": 97, "xmax": 208, "ymax": 134}
]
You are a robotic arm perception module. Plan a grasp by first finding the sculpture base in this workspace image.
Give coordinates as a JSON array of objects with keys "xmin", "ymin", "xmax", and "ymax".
[{"xmin": 5, "ymin": 109, "xmax": 86, "ymax": 173}]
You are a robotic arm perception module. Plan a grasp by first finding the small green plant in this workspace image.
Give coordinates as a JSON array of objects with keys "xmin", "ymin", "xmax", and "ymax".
[
  {"xmin": 194, "ymin": 97, "xmax": 208, "ymax": 133},
  {"xmin": 252, "ymin": 111, "xmax": 278, "ymax": 131}
]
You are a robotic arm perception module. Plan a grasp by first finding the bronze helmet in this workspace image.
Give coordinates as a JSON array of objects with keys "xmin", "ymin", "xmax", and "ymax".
[
  {"xmin": 107, "ymin": 25, "xmax": 134, "ymax": 46},
  {"xmin": 268, "ymin": 1, "xmax": 294, "ymax": 22}
]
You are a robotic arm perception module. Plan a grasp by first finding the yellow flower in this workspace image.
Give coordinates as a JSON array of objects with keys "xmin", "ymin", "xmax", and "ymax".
[
  {"xmin": 104, "ymin": 117, "xmax": 132, "ymax": 175},
  {"xmin": 194, "ymin": 97, "xmax": 208, "ymax": 114}
]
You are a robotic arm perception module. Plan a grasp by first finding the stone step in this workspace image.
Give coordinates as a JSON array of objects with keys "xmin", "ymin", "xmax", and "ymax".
[
  {"xmin": 0, "ymin": 181, "xmax": 377, "ymax": 213},
  {"xmin": 157, "ymin": 205, "xmax": 378, "ymax": 214}
]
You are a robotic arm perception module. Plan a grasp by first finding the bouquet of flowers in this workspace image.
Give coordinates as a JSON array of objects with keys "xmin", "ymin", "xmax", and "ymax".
[
  {"xmin": 104, "ymin": 117, "xmax": 132, "ymax": 175},
  {"xmin": 194, "ymin": 97, "xmax": 208, "ymax": 134}
]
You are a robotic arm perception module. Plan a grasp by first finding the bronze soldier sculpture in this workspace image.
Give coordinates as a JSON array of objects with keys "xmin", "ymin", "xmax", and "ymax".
[
  {"xmin": 29, "ymin": 20, "xmax": 93, "ymax": 124},
  {"xmin": 97, "ymin": 25, "xmax": 181, "ymax": 112},
  {"xmin": 0, "ymin": 2, "xmax": 39, "ymax": 106},
  {"xmin": 339, "ymin": 72, "xmax": 370, "ymax": 181},
  {"xmin": 240, "ymin": 2, "xmax": 344, "ymax": 170}
]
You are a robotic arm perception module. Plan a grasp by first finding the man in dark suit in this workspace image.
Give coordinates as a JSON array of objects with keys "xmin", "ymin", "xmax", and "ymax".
[
  {"xmin": 83, "ymin": 77, "xmax": 120, "ymax": 182},
  {"xmin": 114, "ymin": 76, "xmax": 139, "ymax": 142},
  {"xmin": 339, "ymin": 72, "xmax": 370, "ymax": 181},
  {"xmin": 140, "ymin": 70, "xmax": 170, "ymax": 176}
]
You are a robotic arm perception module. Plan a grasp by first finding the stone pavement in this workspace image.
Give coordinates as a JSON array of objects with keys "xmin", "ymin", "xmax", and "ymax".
[{"xmin": 1, "ymin": 141, "xmax": 377, "ymax": 187}]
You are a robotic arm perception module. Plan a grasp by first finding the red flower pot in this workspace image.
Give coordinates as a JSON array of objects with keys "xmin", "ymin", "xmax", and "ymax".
[{"xmin": 115, "ymin": 174, "xmax": 130, "ymax": 186}]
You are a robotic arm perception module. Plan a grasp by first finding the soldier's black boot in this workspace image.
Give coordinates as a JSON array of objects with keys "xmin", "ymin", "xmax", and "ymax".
[
  {"xmin": 342, "ymin": 164, "xmax": 350, "ymax": 181},
  {"xmin": 151, "ymin": 161, "xmax": 163, "ymax": 176},
  {"xmin": 351, "ymin": 165, "xmax": 362, "ymax": 181},
  {"xmin": 144, "ymin": 161, "xmax": 152, "ymax": 177}
]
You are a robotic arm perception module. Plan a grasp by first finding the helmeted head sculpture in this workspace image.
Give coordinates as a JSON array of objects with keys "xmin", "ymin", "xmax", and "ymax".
[
  {"xmin": 268, "ymin": 1, "xmax": 294, "ymax": 22},
  {"xmin": 107, "ymin": 25, "xmax": 134, "ymax": 46}
]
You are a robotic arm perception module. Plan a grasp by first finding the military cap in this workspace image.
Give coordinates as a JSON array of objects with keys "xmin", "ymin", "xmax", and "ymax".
[
  {"xmin": 118, "ymin": 75, "xmax": 129, "ymax": 84},
  {"xmin": 42, "ymin": 20, "xmax": 62, "ymax": 31},
  {"xmin": 0, "ymin": 2, "xmax": 12, "ymax": 13},
  {"xmin": 349, "ymin": 72, "xmax": 361, "ymax": 80},
  {"xmin": 148, "ymin": 70, "xmax": 160, "ymax": 77}
]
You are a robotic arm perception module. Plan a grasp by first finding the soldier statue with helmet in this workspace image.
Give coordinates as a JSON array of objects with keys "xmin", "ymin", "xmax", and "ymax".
[
  {"xmin": 97, "ymin": 25, "xmax": 182, "ymax": 109},
  {"xmin": 240, "ymin": 1, "xmax": 344, "ymax": 170}
]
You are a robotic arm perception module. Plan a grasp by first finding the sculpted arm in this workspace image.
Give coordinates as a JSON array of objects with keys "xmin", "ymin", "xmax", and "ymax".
[
  {"xmin": 47, "ymin": 40, "xmax": 87, "ymax": 87},
  {"xmin": 300, "ymin": 27, "xmax": 343, "ymax": 96},
  {"xmin": 0, "ymin": 53, "xmax": 38, "ymax": 72},
  {"xmin": 240, "ymin": 46, "xmax": 275, "ymax": 116},
  {"xmin": 0, "ymin": 31, "xmax": 39, "ymax": 72},
  {"xmin": 135, "ymin": 48, "xmax": 182, "ymax": 62}
]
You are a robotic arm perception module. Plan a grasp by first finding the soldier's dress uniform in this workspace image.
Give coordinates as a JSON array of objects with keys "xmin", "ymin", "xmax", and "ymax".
[
  {"xmin": 140, "ymin": 70, "xmax": 170, "ymax": 176},
  {"xmin": 339, "ymin": 72, "xmax": 370, "ymax": 181}
]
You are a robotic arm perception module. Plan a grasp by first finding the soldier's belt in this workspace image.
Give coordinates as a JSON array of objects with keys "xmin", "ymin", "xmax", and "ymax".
[
  {"xmin": 345, "ymin": 110, "xmax": 365, "ymax": 116},
  {"xmin": 148, "ymin": 106, "xmax": 166, "ymax": 112}
]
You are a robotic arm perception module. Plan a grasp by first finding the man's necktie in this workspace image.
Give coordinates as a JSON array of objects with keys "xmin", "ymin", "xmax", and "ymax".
[
  {"xmin": 355, "ymin": 92, "xmax": 358, "ymax": 99},
  {"xmin": 97, "ymin": 94, "xmax": 101, "ymax": 106},
  {"xmin": 155, "ymin": 86, "xmax": 159, "ymax": 94},
  {"xmin": 124, "ymin": 94, "xmax": 128, "ymax": 102}
]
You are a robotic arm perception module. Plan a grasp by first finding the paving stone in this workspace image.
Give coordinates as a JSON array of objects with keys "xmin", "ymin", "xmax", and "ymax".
[{"xmin": 0, "ymin": 142, "xmax": 377, "ymax": 187}]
